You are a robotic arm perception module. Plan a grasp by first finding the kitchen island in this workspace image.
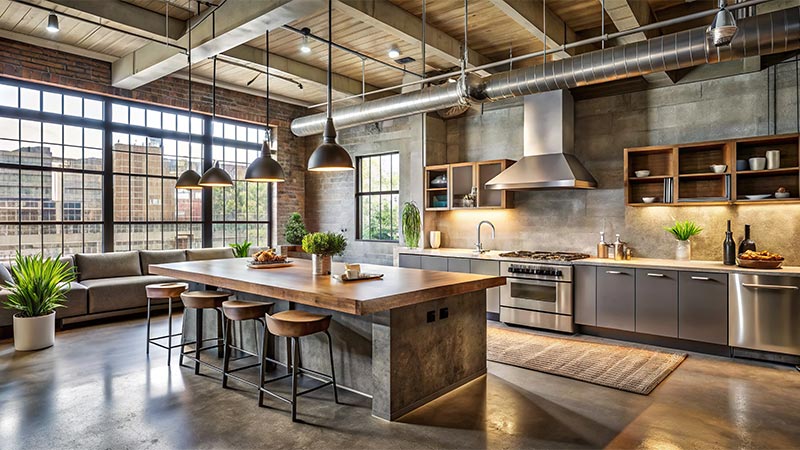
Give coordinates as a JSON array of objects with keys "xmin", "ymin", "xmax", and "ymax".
[{"xmin": 151, "ymin": 258, "xmax": 505, "ymax": 421}]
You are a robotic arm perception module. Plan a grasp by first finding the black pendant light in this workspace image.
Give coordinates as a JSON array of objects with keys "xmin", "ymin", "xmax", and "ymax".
[
  {"xmin": 176, "ymin": 2, "xmax": 202, "ymax": 190},
  {"xmin": 199, "ymin": 12, "xmax": 233, "ymax": 188},
  {"xmin": 307, "ymin": 0, "xmax": 354, "ymax": 172},
  {"xmin": 246, "ymin": 30, "xmax": 285, "ymax": 183}
]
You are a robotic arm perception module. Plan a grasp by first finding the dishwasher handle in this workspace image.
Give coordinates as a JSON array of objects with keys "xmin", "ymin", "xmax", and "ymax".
[{"xmin": 741, "ymin": 283, "xmax": 799, "ymax": 291}]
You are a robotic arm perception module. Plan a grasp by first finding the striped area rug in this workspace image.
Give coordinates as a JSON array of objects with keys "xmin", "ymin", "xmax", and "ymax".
[{"xmin": 487, "ymin": 325, "xmax": 686, "ymax": 395}]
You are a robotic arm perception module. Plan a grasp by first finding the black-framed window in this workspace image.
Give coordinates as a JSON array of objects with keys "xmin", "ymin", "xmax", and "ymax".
[
  {"xmin": 356, "ymin": 152, "xmax": 399, "ymax": 242},
  {"xmin": 0, "ymin": 77, "xmax": 275, "ymax": 257}
]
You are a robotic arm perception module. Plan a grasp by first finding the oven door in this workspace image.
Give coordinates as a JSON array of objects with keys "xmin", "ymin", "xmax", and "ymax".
[{"xmin": 500, "ymin": 277, "xmax": 572, "ymax": 315}]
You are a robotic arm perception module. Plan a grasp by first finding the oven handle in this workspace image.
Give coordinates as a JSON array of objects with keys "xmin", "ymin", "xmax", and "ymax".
[
  {"xmin": 741, "ymin": 283, "xmax": 799, "ymax": 291},
  {"xmin": 508, "ymin": 278, "xmax": 559, "ymax": 288}
]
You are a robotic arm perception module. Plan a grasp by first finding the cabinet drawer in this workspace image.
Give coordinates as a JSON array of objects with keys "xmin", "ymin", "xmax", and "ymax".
[
  {"xmin": 574, "ymin": 265, "xmax": 597, "ymax": 326},
  {"xmin": 398, "ymin": 254, "xmax": 421, "ymax": 269},
  {"xmin": 420, "ymin": 256, "xmax": 448, "ymax": 271},
  {"xmin": 635, "ymin": 269, "xmax": 678, "ymax": 337},
  {"xmin": 679, "ymin": 271, "xmax": 728, "ymax": 345},
  {"xmin": 596, "ymin": 266, "xmax": 636, "ymax": 331},
  {"xmin": 447, "ymin": 258, "xmax": 471, "ymax": 273}
]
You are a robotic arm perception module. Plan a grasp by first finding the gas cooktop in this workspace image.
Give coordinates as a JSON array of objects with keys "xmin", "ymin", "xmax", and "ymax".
[{"xmin": 497, "ymin": 251, "xmax": 591, "ymax": 262}]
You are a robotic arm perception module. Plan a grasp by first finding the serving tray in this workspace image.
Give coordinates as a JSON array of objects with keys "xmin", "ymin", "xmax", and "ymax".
[
  {"xmin": 332, "ymin": 272, "xmax": 384, "ymax": 282},
  {"xmin": 736, "ymin": 258, "xmax": 783, "ymax": 269},
  {"xmin": 247, "ymin": 260, "xmax": 294, "ymax": 269}
]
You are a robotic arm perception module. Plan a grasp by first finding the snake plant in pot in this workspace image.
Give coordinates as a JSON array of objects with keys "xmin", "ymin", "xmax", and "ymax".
[
  {"xmin": 302, "ymin": 232, "xmax": 347, "ymax": 275},
  {"xmin": 2, "ymin": 252, "xmax": 76, "ymax": 351}
]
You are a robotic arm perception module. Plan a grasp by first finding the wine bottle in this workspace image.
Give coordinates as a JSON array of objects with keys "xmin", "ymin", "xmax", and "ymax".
[
  {"xmin": 737, "ymin": 224, "xmax": 756, "ymax": 255},
  {"xmin": 723, "ymin": 220, "xmax": 736, "ymax": 265}
]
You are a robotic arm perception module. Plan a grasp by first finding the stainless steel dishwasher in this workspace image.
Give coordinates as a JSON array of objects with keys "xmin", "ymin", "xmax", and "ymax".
[{"xmin": 729, "ymin": 273, "xmax": 800, "ymax": 356}]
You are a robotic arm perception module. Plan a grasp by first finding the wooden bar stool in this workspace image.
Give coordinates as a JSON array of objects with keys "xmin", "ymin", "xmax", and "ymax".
[
  {"xmin": 221, "ymin": 300, "xmax": 277, "ymax": 390},
  {"xmin": 260, "ymin": 310, "xmax": 339, "ymax": 422},
  {"xmin": 179, "ymin": 290, "xmax": 232, "ymax": 375},
  {"xmin": 145, "ymin": 282, "xmax": 188, "ymax": 366}
]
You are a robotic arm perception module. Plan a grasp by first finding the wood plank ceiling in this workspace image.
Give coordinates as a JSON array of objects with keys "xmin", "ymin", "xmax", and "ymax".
[{"xmin": 0, "ymin": 0, "xmax": 724, "ymax": 108}]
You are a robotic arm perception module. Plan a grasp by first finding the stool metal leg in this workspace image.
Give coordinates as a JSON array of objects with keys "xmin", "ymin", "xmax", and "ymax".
[
  {"xmin": 325, "ymin": 331, "xmax": 339, "ymax": 404},
  {"xmin": 258, "ymin": 320, "xmax": 268, "ymax": 407},
  {"xmin": 195, "ymin": 308, "xmax": 203, "ymax": 374},
  {"xmin": 167, "ymin": 297, "xmax": 173, "ymax": 366},
  {"xmin": 291, "ymin": 337, "xmax": 299, "ymax": 422},
  {"xmin": 216, "ymin": 308, "xmax": 224, "ymax": 358},
  {"xmin": 286, "ymin": 337, "xmax": 292, "ymax": 374},
  {"xmin": 146, "ymin": 297, "xmax": 152, "ymax": 354},
  {"xmin": 179, "ymin": 308, "xmax": 188, "ymax": 367},
  {"xmin": 222, "ymin": 318, "xmax": 232, "ymax": 389}
]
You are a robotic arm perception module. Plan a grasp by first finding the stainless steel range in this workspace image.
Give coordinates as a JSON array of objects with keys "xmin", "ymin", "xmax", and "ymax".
[{"xmin": 498, "ymin": 251, "xmax": 590, "ymax": 333}]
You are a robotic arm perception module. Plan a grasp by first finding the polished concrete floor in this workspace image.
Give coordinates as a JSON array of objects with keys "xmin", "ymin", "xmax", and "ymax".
[{"xmin": 1, "ymin": 315, "xmax": 799, "ymax": 450}]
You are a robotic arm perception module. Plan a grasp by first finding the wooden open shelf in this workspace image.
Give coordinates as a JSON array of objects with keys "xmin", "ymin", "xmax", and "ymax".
[
  {"xmin": 625, "ymin": 133, "xmax": 800, "ymax": 207},
  {"xmin": 424, "ymin": 159, "xmax": 514, "ymax": 211}
]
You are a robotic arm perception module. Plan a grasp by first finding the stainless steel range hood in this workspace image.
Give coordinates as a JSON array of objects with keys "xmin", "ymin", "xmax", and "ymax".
[{"xmin": 485, "ymin": 90, "xmax": 597, "ymax": 190}]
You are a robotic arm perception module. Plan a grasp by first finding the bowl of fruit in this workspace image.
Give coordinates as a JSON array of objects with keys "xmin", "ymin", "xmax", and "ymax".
[
  {"xmin": 736, "ymin": 250, "xmax": 785, "ymax": 269},
  {"xmin": 248, "ymin": 249, "xmax": 292, "ymax": 269}
]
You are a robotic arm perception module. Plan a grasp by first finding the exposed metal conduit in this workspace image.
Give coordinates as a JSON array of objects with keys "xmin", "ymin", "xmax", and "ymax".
[{"xmin": 291, "ymin": 6, "xmax": 800, "ymax": 136}]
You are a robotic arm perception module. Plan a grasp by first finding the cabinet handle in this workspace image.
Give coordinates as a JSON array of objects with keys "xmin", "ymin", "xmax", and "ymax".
[
  {"xmin": 646, "ymin": 273, "xmax": 665, "ymax": 277},
  {"xmin": 606, "ymin": 270, "xmax": 623, "ymax": 274},
  {"xmin": 741, "ymin": 283, "xmax": 799, "ymax": 291},
  {"xmin": 691, "ymin": 276, "xmax": 711, "ymax": 281}
]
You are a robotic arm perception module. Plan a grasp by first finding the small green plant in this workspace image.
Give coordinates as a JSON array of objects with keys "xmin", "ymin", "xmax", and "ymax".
[
  {"xmin": 284, "ymin": 212, "xmax": 308, "ymax": 245},
  {"xmin": 229, "ymin": 241, "xmax": 252, "ymax": 258},
  {"xmin": 402, "ymin": 201, "xmax": 421, "ymax": 248},
  {"xmin": 302, "ymin": 232, "xmax": 347, "ymax": 256},
  {"xmin": 2, "ymin": 252, "xmax": 76, "ymax": 318},
  {"xmin": 665, "ymin": 220, "xmax": 703, "ymax": 241}
]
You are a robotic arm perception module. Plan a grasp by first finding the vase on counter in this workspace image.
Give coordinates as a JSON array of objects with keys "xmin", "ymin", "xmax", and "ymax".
[
  {"xmin": 430, "ymin": 231, "xmax": 442, "ymax": 249},
  {"xmin": 675, "ymin": 240, "xmax": 692, "ymax": 261},
  {"xmin": 312, "ymin": 254, "xmax": 332, "ymax": 276}
]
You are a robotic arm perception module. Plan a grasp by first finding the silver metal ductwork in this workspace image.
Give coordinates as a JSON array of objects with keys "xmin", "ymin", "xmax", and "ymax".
[
  {"xmin": 484, "ymin": 90, "xmax": 597, "ymax": 190},
  {"xmin": 291, "ymin": 7, "xmax": 800, "ymax": 137}
]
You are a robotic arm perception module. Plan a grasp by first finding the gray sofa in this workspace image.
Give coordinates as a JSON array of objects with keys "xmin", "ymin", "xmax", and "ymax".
[{"xmin": 0, "ymin": 247, "xmax": 235, "ymax": 328}]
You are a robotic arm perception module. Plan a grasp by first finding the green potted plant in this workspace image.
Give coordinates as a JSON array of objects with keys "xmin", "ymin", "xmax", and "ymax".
[
  {"xmin": 402, "ymin": 201, "xmax": 421, "ymax": 249},
  {"xmin": 2, "ymin": 252, "xmax": 76, "ymax": 351},
  {"xmin": 664, "ymin": 220, "xmax": 703, "ymax": 261},
  {"xmin": 229, "ymin": 241, "xmax": 252, "ymax": 258},
  {"xmin": 301, "ymin": 232, "xmax": 347, "ymax": 275},
  {"xmin": 284, "ymin": 212, "xmax": 308, "ymax": 246}
]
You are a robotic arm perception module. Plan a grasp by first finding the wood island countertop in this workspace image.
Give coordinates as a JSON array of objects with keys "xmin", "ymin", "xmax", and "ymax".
[{"xmin": 150, "ymin": 258, "xmax": 506, "ymax": 316}]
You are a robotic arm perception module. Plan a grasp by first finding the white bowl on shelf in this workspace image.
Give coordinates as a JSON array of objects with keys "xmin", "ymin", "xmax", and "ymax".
[
  {"xmin": 634, "ymin": 170, "xmax": 651, "ymax": 178},
  {"xmin": 775, "ymin": 191, "xmax": 791, "ymax": 199},
  {"xmin": 748, "ymin": 157, "xmax": 766, "ymax": 171},
  {"xmin": 642, "ymin": 197, "xmax": 657, "ymax": 204},
  {"xmin": 744, "ymin": 194, "xmax": 771, "ymax": 200},
  {"xmin": 710, "ymin": 164, "xmax": 727, "ymax": 173}
]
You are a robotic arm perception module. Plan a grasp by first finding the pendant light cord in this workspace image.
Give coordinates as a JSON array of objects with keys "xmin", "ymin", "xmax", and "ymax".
[
  {"xmin": 327, "ymin": 0, "xmax": 332, "ymax": 119},
  {"xmin": 187, "ymin": 1, "xmax": 193, "ymax": 156},
  {"xmin": 266, "ymin": 30, "xmax": 271, "ymax": 145}
]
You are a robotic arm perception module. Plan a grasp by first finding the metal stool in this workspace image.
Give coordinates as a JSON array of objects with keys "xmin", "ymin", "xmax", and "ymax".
[
  {"xmin": 145, "ymin": 282, "xmax": 188, "ymax": 366},
  {"xmin": 221, "ymin": 300, "xmax": 278, "ymax": 390},
  {"xmin": 179, "ymin": 290, "xmax": 232, "ymax": 375},
  {"xmin": 260, "ymin": 310, "xmax": 339, "ymax": 422}
]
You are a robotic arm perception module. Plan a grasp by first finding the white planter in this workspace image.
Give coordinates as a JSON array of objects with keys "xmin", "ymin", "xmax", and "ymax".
[
  {"xmin": 312, "ymin": 254, "xmax": 332, "ymax": 276},
  {"xmin": 675, "ymin": 240, "xmax": 692, "ymax": 261},
  {"xmin": 13, "ymin": 311, "xmax": 56, "ymax": 351}
]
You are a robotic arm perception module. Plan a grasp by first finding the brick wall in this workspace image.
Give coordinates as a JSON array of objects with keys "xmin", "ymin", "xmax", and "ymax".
[{"xmin": 0, "ymin": 37, "xmax": 311, "ymax": 245}]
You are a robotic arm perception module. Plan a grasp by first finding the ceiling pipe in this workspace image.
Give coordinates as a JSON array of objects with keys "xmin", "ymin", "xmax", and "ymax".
[{"xmin": 291, "ymin": 6, "xmax": 800, "ymax": 136}]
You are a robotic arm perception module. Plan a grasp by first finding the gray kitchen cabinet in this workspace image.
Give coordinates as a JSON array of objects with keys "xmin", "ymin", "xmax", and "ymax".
[
  {"xmin": 679, "ymin": 271, "xmax": 728, "ymax": 345},
  {"xmin": 574, "ymin": 265, "xmax": 597, "ymax": 326},
  {"xmin": 470, "ymin": 259, "xmax": 501, "ymax": 314},
  {"xmin": 635, "ymin": 269, "xmax": 678, "ymax": 337},
  {"xmin": 447, "ymin": 258, "xmax": 471, "ymax": 274},
  {"xmin": 596, "ymin": 266, "xmax": 636, "ymax": 331},
  {"xmin": 398, "ymin": 254, "xmax": 421, "ymax": 269},
  {"xmin": 420, "ymin": 256, "xmax": 448, "ymax": 271}
]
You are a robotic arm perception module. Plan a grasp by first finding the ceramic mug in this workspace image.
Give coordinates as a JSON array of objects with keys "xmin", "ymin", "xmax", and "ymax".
[
  {"xmin": 766, "ymin": 150, "xmax": 780, "ymax": 170},
  {"xmin": 430, "ymin": 231, "xmax": 442, "ymax": 249}
]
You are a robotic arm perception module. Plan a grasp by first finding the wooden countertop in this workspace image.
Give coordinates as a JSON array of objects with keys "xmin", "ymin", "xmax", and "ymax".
[
  {"xmin": 150, "ymin": 258, "xmax": 506, "ymax": 316},
  {"xmin": 575, "ymin": 257, "xmax": 800, "ymax": 277}
]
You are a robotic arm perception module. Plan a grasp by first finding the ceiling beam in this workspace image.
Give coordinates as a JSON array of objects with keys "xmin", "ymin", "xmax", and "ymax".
[
  {"xmin": 45, "ymin": 0, "xmax": 185, "ymax": 40},
  {"xmin": 332, "ymin": 0, "xmax": 494, "ymax": 77},
  {"xmin": 170, "ymin": 72, "xmax": 314, "ymax": 108},
  {"xmin": 111, "ymin": 0, "xmax": 324, "ymax": 90},
  {"xmin": 600, "ymin": 0, "xmax": 678, "ymax": 85},
  {"xmin": 487, "ymin": 0, "xmax": 577, "ymax": 59},
  {"xmin": 221, "ymin": 44, "xmax": 387, "ymax": 99}
]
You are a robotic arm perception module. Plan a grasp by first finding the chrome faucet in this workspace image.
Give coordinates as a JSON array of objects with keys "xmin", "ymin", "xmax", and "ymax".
[{"xmin": 475, "ymin": 220, "xmax": 496, "ymax": 254}]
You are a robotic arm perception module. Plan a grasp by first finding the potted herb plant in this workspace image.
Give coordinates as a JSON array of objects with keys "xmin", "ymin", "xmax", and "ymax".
[
  {"xmin": 229, "ymin": 241, "xmax": 252, "ymax": 258},
  {"xmin": 665, "ymin": 220, "xmax": 703, "ymax": 261},
  {"xmin": 281, "ymin": 212, "xmax": 308, "ymax": 256},
  {"xmin": 2, "ymin": 253, "xmax": 76, "ymax": 351},
  {"xmin": 301, "ymin": 232, "xmax": 347, "ymax": 275},
  {"xmin": 402, "ymin": 201, "xmax": 421, "ymax": 249}
]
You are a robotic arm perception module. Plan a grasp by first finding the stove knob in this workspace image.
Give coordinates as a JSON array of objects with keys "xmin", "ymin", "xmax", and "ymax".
[
  {"xmin": 534, "ymin": 269, "xmax": 543, "ymax": 275},
  {"xmin": 555, "ymin": 270, "xmax": 563, "ymax": 277}
]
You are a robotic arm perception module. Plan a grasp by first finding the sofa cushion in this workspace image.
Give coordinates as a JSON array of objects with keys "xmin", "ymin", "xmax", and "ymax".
[
  {"xmin": 0, "ymin": 282, "xmax": 87, "ymax": 327},
  {"xmin": 186, "ymin": 247, "xmax": 234, "ymax": 261},
  {"xmin": 82, "ymin": 275, "xmax": 178, "ymax": 314},
  {"xmin": 139, "ymin": 249, "xmax": 186, "ymax": 275},
  {"xmin": 75, "ymin": 251, "xmax": 141, "ymax": 282}
]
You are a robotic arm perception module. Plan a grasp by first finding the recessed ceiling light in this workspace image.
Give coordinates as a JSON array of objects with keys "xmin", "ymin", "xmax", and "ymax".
[
  {"xmin": 388, "ymin": 45, "xmax": 400, "ymax": 59},
  {"xmin": 46, "ymin": 12, "xmax": 59, "ymax": 33}
]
